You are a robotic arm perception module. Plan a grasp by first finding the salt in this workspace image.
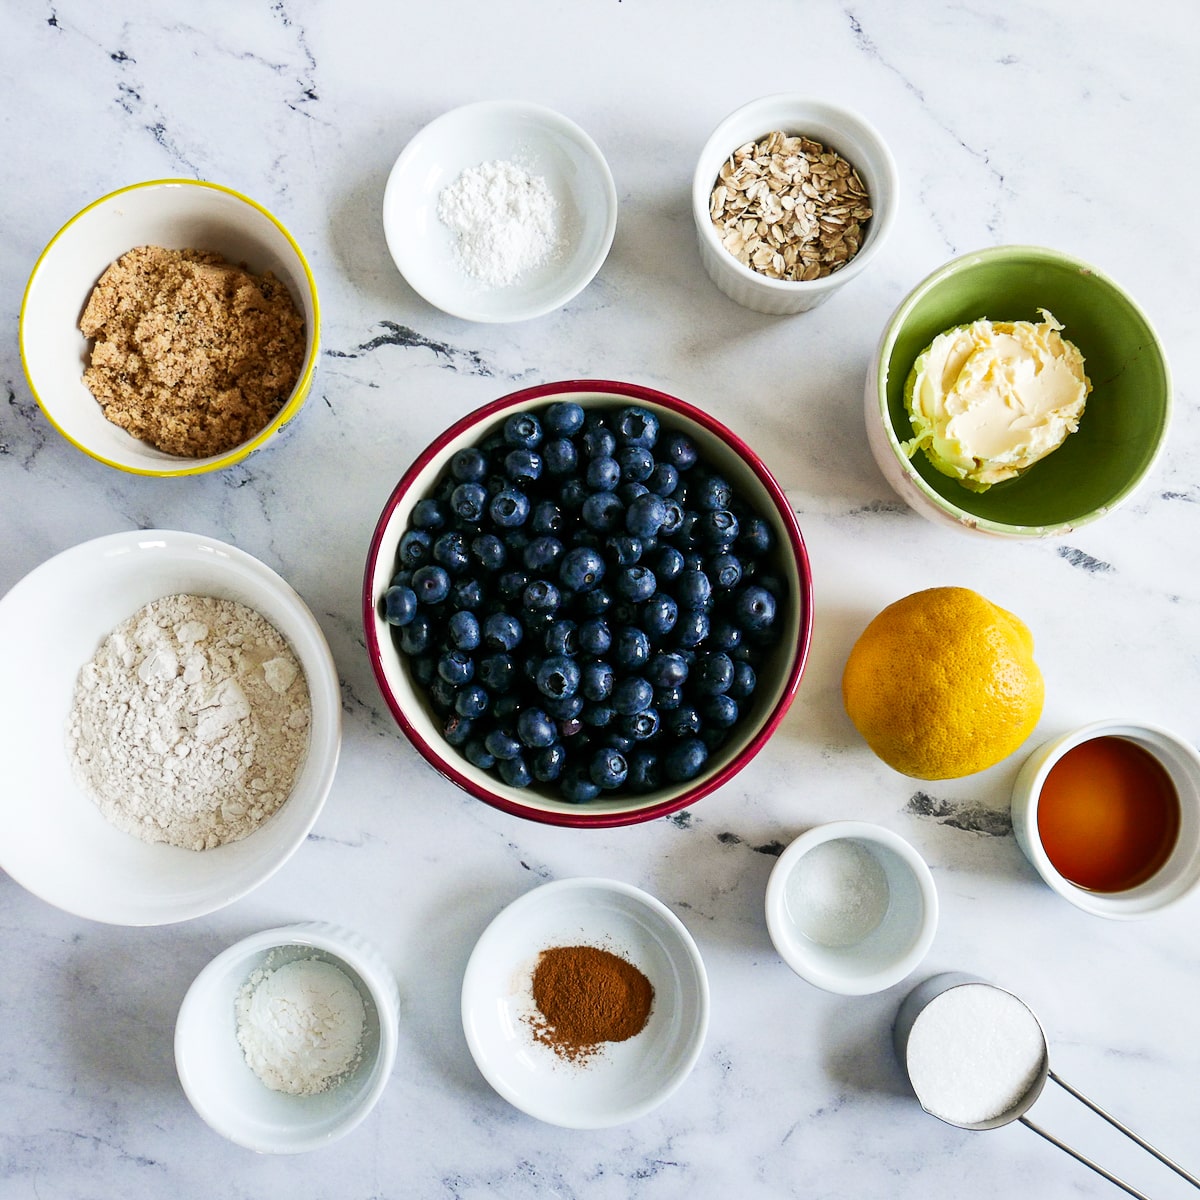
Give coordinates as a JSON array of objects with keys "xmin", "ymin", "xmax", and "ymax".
[
  {"xmin": 785, "ymin": 838, "xmax": 890, "ymax": 947},
  {"xmin": 905, "ymin": 983, "xmax": 1047, "ymax": 1125}
]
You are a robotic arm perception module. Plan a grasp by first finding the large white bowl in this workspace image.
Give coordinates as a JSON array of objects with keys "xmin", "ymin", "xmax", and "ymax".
[
  {"xmin": 175, "ymin": 922, "xmax": 400, "ymax": 1153},
  {"xmin": 20, "ymin": 179, "xmax": 321, "ymax": 476},
  {"xmin": 0, "ymin": 530, "xmax": 342, "ymax": 925},
  {"xmin": 383, "ymin": 100, "xmax": 617, "ymax": 323},
  {"xmin": 461, "ymin": 878, "xmax": 709, "ymax": 1129}
]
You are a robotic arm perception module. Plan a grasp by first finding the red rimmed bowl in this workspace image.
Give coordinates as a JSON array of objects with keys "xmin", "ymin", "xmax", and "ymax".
[{"xmin": 363, "ymin": 381, "xmax": 813, "ymax": 827}]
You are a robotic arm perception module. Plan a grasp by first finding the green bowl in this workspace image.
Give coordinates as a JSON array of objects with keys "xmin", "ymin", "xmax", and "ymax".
[{"xmin": 866, "ymin": 246, "xmax": 1171, "ymax": 537}]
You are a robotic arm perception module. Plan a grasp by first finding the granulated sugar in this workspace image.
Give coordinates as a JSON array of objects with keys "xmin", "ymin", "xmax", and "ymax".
[
  {"xmin": 785, "ymin": 838, "xmax": 890, "ymax": 947},
  {"xmin": 905, "ymin": 982, "xmax": 1047, "ymax": 1125}
]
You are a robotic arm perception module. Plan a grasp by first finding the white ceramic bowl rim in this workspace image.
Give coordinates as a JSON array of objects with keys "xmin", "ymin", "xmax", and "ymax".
[
  {"xmin": 19, "ymin": 178, "xmax": 322, "ymax": 476},
  {"xmin": 765, "ymin": 820, "xmax": 939, "ymax": 995},
  {"xmin": 870, "ymin": 244, "xmax": 1172, "ymax": 538},
  {"xmin": 1011, "ymin": 719, "xmax": 1200, "ymax": 918},
  {"xmin": 692, "ymin": 94, "xmax": 899, "ymax": 295}
]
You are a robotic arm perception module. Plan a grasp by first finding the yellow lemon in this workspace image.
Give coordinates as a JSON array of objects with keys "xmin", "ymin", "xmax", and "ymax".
[{"xmin": 841, "ymin": 586, "xmax": 1044, "ymax": 780}]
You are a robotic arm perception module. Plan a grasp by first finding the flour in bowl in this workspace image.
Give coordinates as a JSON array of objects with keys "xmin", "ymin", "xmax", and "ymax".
[{"xmin": 67, "ymin": 593, "xmax": 311, "ymax": 850}]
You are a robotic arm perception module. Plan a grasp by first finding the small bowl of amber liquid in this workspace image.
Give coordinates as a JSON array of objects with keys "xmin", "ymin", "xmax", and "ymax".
[{"xmin": 1011, "ymin": 720, "xmax": 1200, "ymax": 917}]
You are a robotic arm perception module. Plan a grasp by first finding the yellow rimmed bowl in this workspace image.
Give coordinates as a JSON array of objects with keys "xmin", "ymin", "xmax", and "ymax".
[{"xmin": 19, "ymin": 179, "xmax": 321, "ymax": 476}]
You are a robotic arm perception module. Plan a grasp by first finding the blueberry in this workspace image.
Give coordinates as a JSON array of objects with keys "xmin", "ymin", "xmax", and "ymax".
[
  {"xmin": 559, "ymin": 546, "xmax": 606, "ymax": 592},
  {"xmin": 734, "ymin": 584, "xmax": 778, "ymax": 632},
  {"xmin": 559, "ymin": 477, "xmax": 589, "ymax": 509},
  {"xmin": 497, "ymin": 569, "xmax": 529, "ymax": 602},
  {"xmin": 429, "ymin": 676, "xmax": 458, "ymax": 712},
  {"xmin": 677, "ymin": 568, "xmax": 713, "ymax": 611},
  {"xmin": 543, "ymin": 437, "xmax": 578, "ymax": 476},
  {"xmin": 674, "ymin": 609, "xmax": 710, "ymax": 649},
  {"xmin": 464, "ymin": 738, "xmax": 496, "ymax": 770},
  {"xmin": 383, "ymin": 584, "xmax": 417, "ymax": 626},
  {"xmin": 646, "ymin": 462, "xmax": 679, "ymax": 497},
  {"xmin": 616, "ymin": 445, "xmax": 654, "ymax": 482},
  {"xmin": 494, "ymin": 693, "xmax": 523, "ymax": 721},
  {"xmin": 544, "ymin": 401, "xmax": 585, "ymax": 436},
  {"xmin": 604, "ymin": 534, "xmax": 643, "ymax": 566},
  {"xmin": 477, "ymin": 653, "xmax": 517, "ymax": 692},
  {"xmin": 652, "ymin": 544, "xmax": 685, "ymax": 582},
  {"xmin": 582, "ymin": 703, "xmax": 616, "ymax": 727},
  {"xmin": 498, "ymin": 755, "xmax": 532, "ymax": 788},
  {"xmin": 615, "ymin": 406, "xmax": 659, "ymax": 448},
  {"xmin": 612, "ymin": 676, "xmax": 653, "ymax": 716},
  {"xmin": 561, "ymin": 765, "xmax": 602, "ymax": 803},
  {"xmin": 517, "ymin": 707, "xmax": 557, "ymax": 749},
  {"xmin": 614, "ymin": 626, "xmax": 651, "ymax": 672},
  {"xmin": 586, "ymin": 455, "xmax": 621, "ymax": 491},
  {"xmin": 535, "ymin": 655, "xmax": 581, "ymax": 700},
  {"xmin": 654, "ymin": 685, "xmax": 685, "ymax": 711},
  {"xmin": 503, "ymin": 412, "xmax": 542, "ymax": 449},
  {"xmin": 615, "ymin": 565, "xmax": 656, "ymax": 603},
  {"xmin": 617, "ymin": 482, "xmax": 649, "ymax": 506},
  {"xmin": 522, "ymin": 580, "xmax": 560, "ymax": 613},
  {"xmin": 710, "ymin": 618, "xmax": 743, "ymax": 653},
  {"xmin": 443, "ymin": 713, "xmax": 473, "ymax": 746},
  {"xmin": 437, "ymin": 650, "xmax": 474, "ymax": 686},
  {"xmin": 545, "ymin": 694, "xmax": 585, "ymax": 720},
  {"xmin": 470, "ymin": 533, "xmax": 507, "ymax": 572},
  {"xmin": 450, "ymin": 482, "xmax": 489, "ymax": 524},
  {"xmin": 531, "ymin": 742, "xmax": 568, "ymax": 782},
  {"xmin": 411, "ymin": 497, "xmax": 447, "ymax": 530},
  {"xmin": 397, "ymin": 528, "xmax": 433, "ymax": 568},
  {"xmin": 660, "ymin": 432, "xmax": 698, "ymax": 472},
  {"xmin": 412, "ymin": 564, "xmax": 451, "ymax": 604},
  {"xmin": 620, "ymin": 708, "xmax": 660, "ymax": 741},
  {"xmin": 433, "ymin": 531, "xmax": 470, "ymax": 574},
  {"xmin": 625, "ymin": 492, "xmax": 668, "ymax": 538},
  {"xmin": 530, "ymin": 501, "xmax": 564, "ymax": 535},
  {"xmin": 451, "ymin": 577, "xmax": 484, "ymax": 610},
  {"xmin": 590, "ymin": 747, "xmax": 628, "ymax": 789},
  {"xmin": 626, "ymin": 750, "xmax": 660, "ymax": 793},
  {"xmin": 664, "ymin": 738, "xmax": 708, "ymax": 782},
  {"xmin": 504, "ymin": 448, "xmax": 542, "ymax": 485},
  {"xmin": 711, "ymin": 553, "xmax": 743, "ymax": 590},
  {"xmin": 450, "ymin": 446, "xmax": 488, "ymax": 482},
  {"xmin": 647, "ymin": 651, "xmax": 689, "ymax": 689},
  {"xmin": 484, "ymin": 727, "xmax": 522, "ymax": 761},
  {"xmin": 728, "ymin": 660, "xmax": 757, "ymax": 701},
  {"xmin": 703, "ymin": 693, "xmax": 740, "ymax": 729},
  {"xmin": 574, "ymin": 586, "xmax": 612, "ymax": 616},
  {"xmin": 581, "ymin": 491, "xmax": 624, "ymax": 532},
  {"xmin": 581, "ymin": 425, "xmax": 617, "ymax": 459},
  {"xmin": 659, "ymin": 499, "xmax": 685, "ymax": 536},
  {"xmin": 410, "ymin": 655, "xmax": 435, "ymax": 686},
  {"xmin": 642, "ymin": 593, "xmax": 679, "ymax": 639},
  {"xmin": 543, "ymin": 618, "xmax": 578, "ymax": 657},
  {"xmin": 581, "ymin": 660, "xmax": 615, "ymax": 702},
  {"xmin": 696, "ymin": 509, "xmax": 739, "ymax": 550},
  {"xmin": 578, "ymin": 618, "xmax": 612, "ymax": 656},
  {"xmin": 483, "ymin": 612, "xmax": 523, "ymax": 651},
  {"xmin": 490, "ymin": 488, "xmax": 531, "ymax": 528},
  {"xmin": 447, "ymin": 609, "xmax": 481, "ymax": 651},
  {"xmin": 603, "ymin": 732, "xmax": 636, "ymax": 755},
  {"xmin": 664, "ymin": 705, "xmax": 702, "ymax": 739},
  {"xmin": 455, "ymin": 683, "xmax": 490, "ymax": 719},
  {"xmin": 693, "ymin": 651, "xmax": 734, "ymax": 695},
  {"xmin": 739, "ymin": 516, "xmax": 774, "ymax": 557}
]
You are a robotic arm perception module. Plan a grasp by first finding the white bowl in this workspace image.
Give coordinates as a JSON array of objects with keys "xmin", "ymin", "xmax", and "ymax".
[
  {"xmin": 1011, "ymin": 720, "xmax": 1200, "ymax": 918},
  {"xmin": 764, "ymin": 821, "xmax": 938, "ymax": 995},
  {"xmin": 19, "ymin": 179, "xmax": 321, "ymax": 476},
  {"xmin": 175, "ymin": 922, "xmax": 400, "ymax": 1153},
  {"xmin": 461, "ymin": 878, "xmax": 709, "ymax": 1128},
  {"xmin": 692, "ymin": 95, "xmax": 898, "ymax": 315},
  {"xmin": 383, "ymin": 100, "xmax": 617, "ymax": 322},
  {"xmin": 0, "ymin": 529, "xmax": 342, "ymax": 925}
]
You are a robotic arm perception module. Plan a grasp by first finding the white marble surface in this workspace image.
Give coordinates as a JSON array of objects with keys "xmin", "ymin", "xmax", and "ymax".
[{"xmin": 3, "ymin": 2, "xmax": 1200, "ymax": 1196}]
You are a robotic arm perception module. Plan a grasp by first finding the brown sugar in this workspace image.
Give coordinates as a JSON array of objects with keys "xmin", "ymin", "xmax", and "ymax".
[
  {"xmin": 527, "ymin": 944, "xmax": 654, "ymax": 1064},
  {"xmin": 79, "ymin": 245, "xmax": 306, "ymax": 458}
]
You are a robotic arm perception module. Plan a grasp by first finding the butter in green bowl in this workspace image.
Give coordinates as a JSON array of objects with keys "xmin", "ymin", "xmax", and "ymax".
[{"xmin": 865, "ymin": 246, "xmax": 1170, "ymax": 538}]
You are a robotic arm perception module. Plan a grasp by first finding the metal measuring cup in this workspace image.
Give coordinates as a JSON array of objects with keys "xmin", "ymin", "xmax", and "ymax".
[{"xmin": 893, "ymin": 973, "xmax": 1200, "ymax": 1200}]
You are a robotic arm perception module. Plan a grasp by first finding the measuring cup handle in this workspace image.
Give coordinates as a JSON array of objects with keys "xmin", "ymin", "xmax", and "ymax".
[{"xmin": 1019, "ymin": 1115, "xmax": 1152, "ymax": 1200}]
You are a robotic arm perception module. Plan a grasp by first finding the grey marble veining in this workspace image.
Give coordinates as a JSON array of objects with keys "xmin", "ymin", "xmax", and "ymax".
[{"xmin": 3, "ymin": 1, "xmax": 1200, "ymax": 1196}]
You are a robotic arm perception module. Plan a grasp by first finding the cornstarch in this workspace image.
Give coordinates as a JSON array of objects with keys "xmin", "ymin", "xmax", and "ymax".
[
  {"xmin": 67, "ymin": 593, "xmax": 310, "ymax": 851},
  {"xmin": 436, "ymin": 158, "xmax": 561, "ymax": 286}
]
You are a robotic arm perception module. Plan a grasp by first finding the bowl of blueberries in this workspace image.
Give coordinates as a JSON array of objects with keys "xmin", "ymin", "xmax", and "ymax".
[{"xmin": 363, "ymin": 381, "xmax": 813, "ymax": 826}]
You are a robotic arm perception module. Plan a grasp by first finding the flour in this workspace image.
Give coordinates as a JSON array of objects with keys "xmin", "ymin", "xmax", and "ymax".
[
  {"xmin": 436, "ymin": 158, "xmax": 562, "ymax": 286},
  {"xmin": 236, "ymin": 956, "xmax": 366, "ymax": 1096},
  {"xmin": 67, "ymin": 594, "xmax": 311, "ymax": 851}
]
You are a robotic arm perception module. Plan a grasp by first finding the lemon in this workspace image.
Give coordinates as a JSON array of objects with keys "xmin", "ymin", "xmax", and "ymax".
[{"xmin": 841, "ymin": 586, "xmax": 1044, "ymax": 780}]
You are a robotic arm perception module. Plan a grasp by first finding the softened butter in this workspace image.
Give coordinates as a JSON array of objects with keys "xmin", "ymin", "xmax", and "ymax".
[{"xmin": 902, "ymin": 310, "xmax": 1091, "ymax": 492}]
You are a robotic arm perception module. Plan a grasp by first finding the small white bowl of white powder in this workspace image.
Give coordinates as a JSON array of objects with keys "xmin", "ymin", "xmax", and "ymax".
[
  {"xmin": 764, "ymin": 821, "xmax": 939, "ymax": 995},
  {"xmin": 175, "ymin": 922, "xmax": 400, "ymax": 1153},
  {"xmin": 383, "ymin": 100, "xmax": 617, "ymax": 323}
]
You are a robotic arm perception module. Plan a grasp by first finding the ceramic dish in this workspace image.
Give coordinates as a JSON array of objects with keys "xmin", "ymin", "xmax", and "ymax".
[
  {"xmin": 0, "ymin": 529, "xmax": 341, "ymax": 925},
  {"xmin": 765, "ymin": 821, "xmax": 938, "ymax": 995},
  {"xmin": 461, "ymin": 877, "xmax": 709, "ymax": 1129},
  {"xmin": 383, "ymin": 100, "xmax": 617, "ymax": 322},
  {"xmin": 19, "ymin": 178, "xmax": 320, "ymax": 476},
  {"xmin": 363, "ymin": 379, "xmax": 814, "ymax": 828},
  {"xmin": 866, "ymin": 245, "xmax": 1170, "ymax": 537},
  {"xmin": 175, "ymin": 922, "xmax": 400, "ymax": 1153}
]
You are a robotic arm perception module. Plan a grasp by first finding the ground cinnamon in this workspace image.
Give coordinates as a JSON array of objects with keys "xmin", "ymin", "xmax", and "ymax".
[{"xmin": 528, "ymin": 944, "xmax": 654, "ymax": 1064}]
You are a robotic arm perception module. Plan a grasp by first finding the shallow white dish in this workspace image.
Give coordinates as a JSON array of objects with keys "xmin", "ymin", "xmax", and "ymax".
[
  {"xmin": 764, "ymin": 821, "xmax": 938, "ymax": 995},
  {"xmin": 461, "ymin": 877, "xmax": 709, "ymax": 1128},
  {"xmin": 383, "ymin": 100, "xmax": 617, "ymax": 323},
  {"xmin": 175, "ymin": 922, "xmax": 400, "ymax": 1153},
  {"xmin": 0, "ymin": 529, "xmax": 341, "ymax": 925}
]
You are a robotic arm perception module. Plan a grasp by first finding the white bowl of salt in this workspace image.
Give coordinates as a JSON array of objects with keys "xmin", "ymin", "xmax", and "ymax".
[{"xmin": 764, "ymin": 821, "xmax": 938, "ymax": 995}]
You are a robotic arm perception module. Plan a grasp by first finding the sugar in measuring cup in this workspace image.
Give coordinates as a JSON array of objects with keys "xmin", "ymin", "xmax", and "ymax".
[{"xmin": 894, "ymin": 973, "xmax": 1200, "ymax": 1200}]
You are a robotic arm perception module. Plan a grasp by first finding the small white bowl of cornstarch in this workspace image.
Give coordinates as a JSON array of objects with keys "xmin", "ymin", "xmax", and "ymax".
[
  {"xmin": 0, "ymin": 528, "xmax": 341, "ymax": 925},
  {"xmin": 175, "ymin": 922, "xmax": 400, "ymax": 1154}
]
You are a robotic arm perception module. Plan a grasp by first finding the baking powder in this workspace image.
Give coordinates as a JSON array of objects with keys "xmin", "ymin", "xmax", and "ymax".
[
  {"xmin": 436, "ymin": 158, "xmax": 562, "ymax": 286},
  {"xmin": 66, "ymin": 593, "xmax": 311, "ymax": 851}
]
